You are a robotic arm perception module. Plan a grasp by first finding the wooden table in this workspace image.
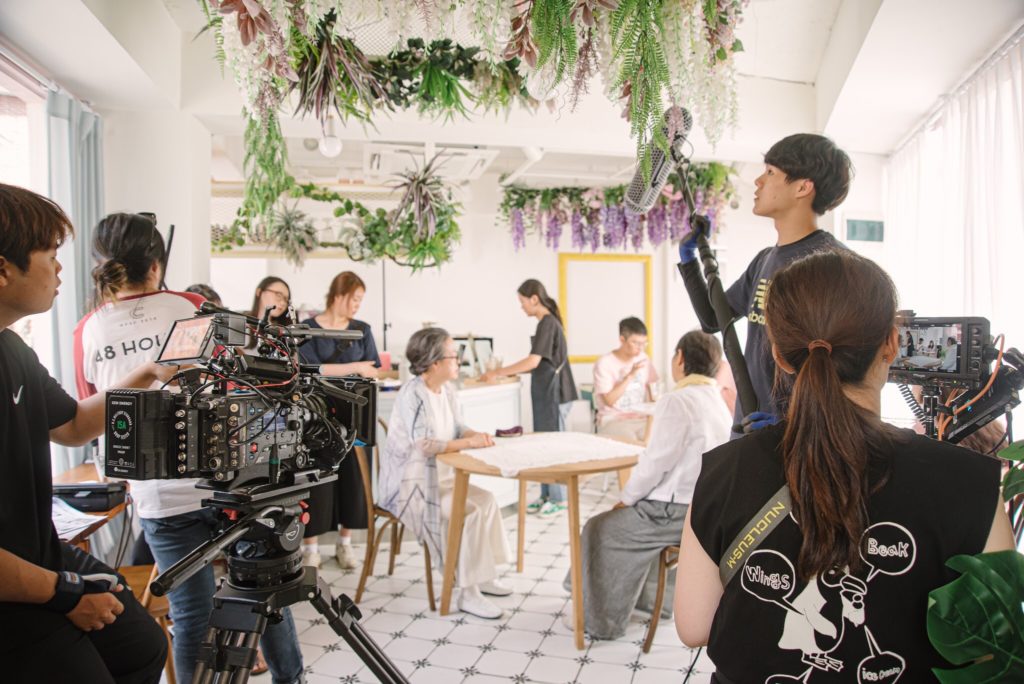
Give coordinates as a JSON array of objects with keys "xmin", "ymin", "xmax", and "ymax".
[
  {"xmin": 53, "ymin": 462, "xmax": 128, "ymax": 552},
  {"xmin": 437, "ymin": 451, "xmax": 638, "ymax": 650}
]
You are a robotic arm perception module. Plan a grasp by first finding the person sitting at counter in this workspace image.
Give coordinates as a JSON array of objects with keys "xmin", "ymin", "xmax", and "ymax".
[
  {"xmin": 378, "ymin": 327, "xmax": 514, "ymax": 619},
  {"xmin": 593, "ymin": 317, "xmax": 659, "ymax": 442},
  {"xmin": 565, "ymin": 330, "xmax": 732, "ymax": 639},
  {"xmin": 298, "ymin": 271, "xmax": 380, "ymax": 570}
]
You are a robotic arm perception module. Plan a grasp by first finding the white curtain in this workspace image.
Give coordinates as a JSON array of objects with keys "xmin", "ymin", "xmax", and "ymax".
[
  {"xmin": 883, "ymin": 26, "xmax": 1024, "ymax": 428},
  {"xmin": 47, "ymin": 90, "xmax": 104, "ymax": 474}
]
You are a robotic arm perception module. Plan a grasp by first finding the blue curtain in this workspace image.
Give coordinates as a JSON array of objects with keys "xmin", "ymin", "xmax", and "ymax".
[{"xmin": 46, "ymin": 90, "xmax": 104, "ymax": 474}]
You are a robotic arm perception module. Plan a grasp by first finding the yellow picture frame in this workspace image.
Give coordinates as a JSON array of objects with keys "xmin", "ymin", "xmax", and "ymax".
[{"xmin": 558, "ymin": 253, "xmax": 654, "ymax": 364}]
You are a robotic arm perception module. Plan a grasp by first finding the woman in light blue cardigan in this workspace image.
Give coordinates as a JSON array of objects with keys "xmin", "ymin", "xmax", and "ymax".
[{"xmin": 379, "ymin": 327, "xmax": 514, "ymax": 619}]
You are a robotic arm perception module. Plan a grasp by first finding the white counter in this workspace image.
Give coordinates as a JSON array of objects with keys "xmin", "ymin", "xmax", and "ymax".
[{"xmin": 374, "ymin": 380, "xmax": 526, "ymax": 507}]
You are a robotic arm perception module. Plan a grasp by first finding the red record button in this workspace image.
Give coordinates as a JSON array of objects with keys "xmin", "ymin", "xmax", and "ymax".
[
  {"xmin": 250, "ymin": 443, "xmax": 258, "ymax": 453},
  {"xmin": 300, "ymin": 512, "xmax": 310, "ymax": 525}
]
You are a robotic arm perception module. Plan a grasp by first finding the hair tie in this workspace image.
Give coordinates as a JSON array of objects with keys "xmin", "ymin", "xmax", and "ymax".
[{"xmin": 808, "ymin": 339, "xmax": 832, "ymax": 354}]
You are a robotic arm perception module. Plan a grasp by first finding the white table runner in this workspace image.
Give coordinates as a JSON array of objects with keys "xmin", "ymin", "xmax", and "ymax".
[{"xmin": 462, "ymin": 432, "xmax": 644, "ymax": 477}]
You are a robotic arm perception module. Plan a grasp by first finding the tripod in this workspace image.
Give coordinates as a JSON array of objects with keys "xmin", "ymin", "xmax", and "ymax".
[{"xmin": 150, "ymin": 479, "xmax": 409, "ymax": 684}]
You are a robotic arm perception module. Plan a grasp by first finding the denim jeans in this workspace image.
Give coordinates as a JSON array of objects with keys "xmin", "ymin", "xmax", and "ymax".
[{"xmin": 140, "ymin": 508, "xmax": 304, "ymax": 683}]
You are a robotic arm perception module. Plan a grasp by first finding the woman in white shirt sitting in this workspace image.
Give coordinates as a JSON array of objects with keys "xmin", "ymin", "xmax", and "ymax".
[
  {"xmin": 566, "ymin": 330, "xmax": 732, "ymax": 639},
  {"xmin": 378, "ymin": 327, "xmax": 514, "ymax": 619}
]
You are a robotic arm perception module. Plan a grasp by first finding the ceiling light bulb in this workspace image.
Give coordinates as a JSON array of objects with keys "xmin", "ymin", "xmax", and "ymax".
[{"xmin": 318, "ymin": 135, "xmax": 342, "ymax": 158}]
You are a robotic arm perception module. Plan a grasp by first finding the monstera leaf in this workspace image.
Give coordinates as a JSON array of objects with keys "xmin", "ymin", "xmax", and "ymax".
[{"xmin": 927, "ymin": 550, "xmax": 1024, "ymax": 683}]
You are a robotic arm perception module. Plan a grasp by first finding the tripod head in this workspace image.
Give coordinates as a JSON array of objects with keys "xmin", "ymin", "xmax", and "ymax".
[{"xmin": 150, "ymin": 475, "xmax": 334, "ymax": 597}]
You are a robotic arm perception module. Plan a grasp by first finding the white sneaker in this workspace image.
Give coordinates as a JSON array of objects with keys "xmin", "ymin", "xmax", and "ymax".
[
  {"xmin": 457, "ymin": 586, "xmax": 503, "ymax": 619},
  {"xmin": 302, "ymin": 550, "xmax": 322, "ymax": 569},
  {"xmin": 479, "ymin": 579, "xmax": 514, "ymax": 597},
  {"xmin": 335, "ymin": 542, "xmax": 359, "ymax": 569}
]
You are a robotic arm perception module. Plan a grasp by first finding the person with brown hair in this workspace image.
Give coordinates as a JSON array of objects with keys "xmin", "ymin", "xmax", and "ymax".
[
  {"xmin": 0, "ymin": 186, "xmax": 169, "ymax": 682},
  {"xmin": 298, "ymin": 270, "xmax": 380, "ymax": 569},
  {"xmin": 674, "ymin": 251, "xmax": 1014, "ymax": 683}
]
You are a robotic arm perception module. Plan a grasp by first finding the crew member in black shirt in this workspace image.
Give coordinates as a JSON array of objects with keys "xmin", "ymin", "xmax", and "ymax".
[
  {"xmin": 0, "ymin": 184, "xmax": 170, "ymax": 683},
  {"xmin": 674, "ymin": 251, "xmax": 1014, "ymax": 682},
  {"xmin": 678, "ymin": 134, "xmax": 852, "ymax": 431}
]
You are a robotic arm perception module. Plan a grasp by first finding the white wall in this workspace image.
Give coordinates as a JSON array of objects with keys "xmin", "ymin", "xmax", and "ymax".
[
  {"xmin": 100, "ymin": 108, "xmax": 212, "ymax": 287},
  {"xmin": 208, "ymin": 159, "xmax": 886, "ymax": 389}
]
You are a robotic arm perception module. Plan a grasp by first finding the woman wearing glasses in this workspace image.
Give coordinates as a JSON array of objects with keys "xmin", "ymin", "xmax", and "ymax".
[
  {"xmin": 378, "ymin": 328, "xmax": 513, "ymax": 618},
  {"xmin": 246, "ymin": 276, "xmax": 293, "ymax": 325},
  {"xmin": 297, "ymin": 271, "xmax": 380, "ymax": 570}
]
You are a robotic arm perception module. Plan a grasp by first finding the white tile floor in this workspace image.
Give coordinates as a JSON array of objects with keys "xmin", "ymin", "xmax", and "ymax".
[{"xmin": 292, "ymin": 479, "xmax": 715, "ymax": 684}]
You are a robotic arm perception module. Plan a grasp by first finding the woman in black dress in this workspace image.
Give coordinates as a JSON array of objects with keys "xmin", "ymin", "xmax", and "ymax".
[
  {"xmin": 480, "ymin": 279, "xmax": 578, "ymax": 515},
  {"xmin": 298, "ymin": 271, "xmax": 380, "ymax": 569}
]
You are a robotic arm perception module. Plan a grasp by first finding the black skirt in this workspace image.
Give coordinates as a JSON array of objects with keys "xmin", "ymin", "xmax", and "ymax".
[{"xmin": 303, "ymin": 447, "xmax": 372, "ymax": 537}]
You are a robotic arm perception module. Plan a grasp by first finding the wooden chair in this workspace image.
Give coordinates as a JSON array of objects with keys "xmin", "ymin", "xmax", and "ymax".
[
  {"xmin": 353, "ymin": 419, "xmax": 436, "ymax": 610},
  {"xmin": 119, "ymin": 564, "xmax": 176, "ymax": 684},
  {"xmin": 642, "ymin": 544, "xmax": 679, "ymax": 654}
]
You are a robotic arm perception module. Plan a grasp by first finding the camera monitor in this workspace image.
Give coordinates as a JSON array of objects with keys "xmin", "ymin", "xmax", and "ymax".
[
  {"xmin": 158, "ymin": 315, "xmax": 216, "ymax": 365},
  {"xmin": 887, "ymin": 316, "xmax": 989, "ymax": 388}
]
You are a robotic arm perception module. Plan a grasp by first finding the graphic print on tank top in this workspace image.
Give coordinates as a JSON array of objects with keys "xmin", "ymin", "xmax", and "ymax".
[{"xmin": 741, "ymin": 520, "xmax": 917, "ymax": 684}]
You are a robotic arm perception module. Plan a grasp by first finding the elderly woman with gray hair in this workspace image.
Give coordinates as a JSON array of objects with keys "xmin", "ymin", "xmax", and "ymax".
[{"xmin": 378, "ymin": 328, "xmax": 514, "ymax": 619}]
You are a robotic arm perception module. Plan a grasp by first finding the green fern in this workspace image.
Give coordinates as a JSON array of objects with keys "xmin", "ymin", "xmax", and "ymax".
[
  {"xmin": 609, "ymin": 0, "xmax": 672, "ymax": 183},
  {"xmin": 195, "ymin": 0, "xmax": 227, "ymax": 68},
  {"xmin": 531, "ymin": 0, "xmax": 578, "ymax": 84}
]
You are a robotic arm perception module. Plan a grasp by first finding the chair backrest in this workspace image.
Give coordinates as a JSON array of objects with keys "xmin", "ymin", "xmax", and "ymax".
[{"xmin": 353, "ymin": 445, "xmax": 377, "ymax": 522}]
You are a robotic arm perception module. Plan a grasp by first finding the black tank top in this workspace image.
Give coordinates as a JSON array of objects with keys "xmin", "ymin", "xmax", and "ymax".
[{"xmin": 690, "ymin": 424, "xmax": 1000, "ymax": 683}]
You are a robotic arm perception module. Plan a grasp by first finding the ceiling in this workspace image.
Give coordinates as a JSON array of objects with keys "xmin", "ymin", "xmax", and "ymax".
[{"xmin": 2, "ymin": 0, "xmax": 1022, "ymax": 185}]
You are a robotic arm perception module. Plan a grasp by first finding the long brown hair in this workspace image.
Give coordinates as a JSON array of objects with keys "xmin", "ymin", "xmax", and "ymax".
[
  {"xmin": 765, "ymin": 250, "xmax": 898, "ymax": 579},
  {"xmin": 325, "ymin": 271, "xmax": 365, "ymax": 312},
  {"xmin": 517, "ymin": 279, "xmax": 563, "ymax": 326},
  {"xmin": 247, "ymin": 276, "xmax": 291, "ymax": 324}
]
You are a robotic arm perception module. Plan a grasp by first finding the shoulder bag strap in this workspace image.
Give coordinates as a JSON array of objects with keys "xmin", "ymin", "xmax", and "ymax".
[{"xmin": 719, "ymin": 484, "xmax": 793, "ymax": 587}]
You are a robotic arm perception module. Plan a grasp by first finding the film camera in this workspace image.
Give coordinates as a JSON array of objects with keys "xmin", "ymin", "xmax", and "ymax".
[
  {"xmin": 105, "ymin": 308, "xmax": 375, "ymax": 489},
  {"xmin": 103, "ymin": 304, "xmax": 407, "ymax": 683},
  {"xmin": 887, "ymin": 313, "xmax": 1023, "ymax": 445}
]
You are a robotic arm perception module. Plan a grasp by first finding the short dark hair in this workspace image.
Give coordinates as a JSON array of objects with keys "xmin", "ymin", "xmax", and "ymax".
[
  {"xmin": 675, "ymin": 330, "xmax": 722, "ymax": 377},
  {"xmin": 0, "ymin": 184, "xmax": 73, "ymax": 272},
  {"xmin": 619, "ymin": 316, "xmax": 647, "ymax": 338},
  {"xmin": 185, "ymin": 283, "xmax": 222, "ymax": 306},
  {"xmin": 764, "ymin": 134, "xmax": 853, "ymax": 216}
]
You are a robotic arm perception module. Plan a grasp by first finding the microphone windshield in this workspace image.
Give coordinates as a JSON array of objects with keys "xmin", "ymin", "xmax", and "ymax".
[{"xmin": 624, "ymin": 107, "xmax": 692, "ymax": 215}]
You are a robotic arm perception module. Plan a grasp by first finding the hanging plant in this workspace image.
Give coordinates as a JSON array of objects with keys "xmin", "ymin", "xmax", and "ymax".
[
  {"xmin": 266, "ymin": 155, "xmax": 463, "ymax": 270},
  {"xmin": 239, "ymin": 112, "xmax": 293, "ymax": 230},
  {"xmin": 498, "ymin": 161, "xmax": 737, "ymax": 252},
  {"xmin": 531, "ymin": 0, "xmax": 577, "ymax": 85},
  {"xmin": 290, "ymin": 12, "xmax": 383, "ymax": 126},
  {"xmin": 266, "ymin": 203, "xmax": 320, "ymax": 266}
]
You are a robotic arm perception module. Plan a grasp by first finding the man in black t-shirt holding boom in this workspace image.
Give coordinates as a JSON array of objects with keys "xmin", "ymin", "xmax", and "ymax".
[
  {"xmin": 678, "ymin": 134, "xmax": 853, "ymax": 431},
  {"xmin": 0, "ymin": 184, "xmax": 169, "ymax": 683}
]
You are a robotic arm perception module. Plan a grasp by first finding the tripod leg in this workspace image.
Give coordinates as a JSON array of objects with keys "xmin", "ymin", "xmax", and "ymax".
[
  {"xmin": 193, "ymin": 627, "xmax": 220, "ymax": 684},
  {"xmin": 225, "ymin": 631, "xmax": 260, "ymax": 684},
  {"xmin": 309, "ymin": 577, "xmax": 410, "ymax": 684}
]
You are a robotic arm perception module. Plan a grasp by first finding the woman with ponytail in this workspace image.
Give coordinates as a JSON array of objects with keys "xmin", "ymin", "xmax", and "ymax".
[
  {"xmin": 481, "ymin": 279, "xmax": 579, "ymax": 515},
  {"xmin": 73, "ymin": 213, "xmax": 304, "ymax": 683},
  {"xmin": 673, "ymin": 251, "xmax": 1013, "ymax": 683}
]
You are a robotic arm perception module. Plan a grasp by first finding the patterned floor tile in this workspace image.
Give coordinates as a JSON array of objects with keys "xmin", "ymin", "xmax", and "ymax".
[{"xmin": 290, "ymin": 477, "xmax": 720, "ymax": 684}]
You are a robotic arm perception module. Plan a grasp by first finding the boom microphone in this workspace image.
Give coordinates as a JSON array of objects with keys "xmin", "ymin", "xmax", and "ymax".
[{"xmin": 624, "ymin": 106, "xmax": 692, "ymax": 214}]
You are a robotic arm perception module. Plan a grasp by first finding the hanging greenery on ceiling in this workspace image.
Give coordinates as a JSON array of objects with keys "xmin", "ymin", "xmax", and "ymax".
[
  {"xmin": 213, "ymin": 154, "xmax": 462, "ymax": 270},
  {"xmin": 200, "ymin": 0, "xmax": 747, "ymax": 266},
  {"xmin": 498, "ymin": 161, "xmax": 737, "ymax": 252}
]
